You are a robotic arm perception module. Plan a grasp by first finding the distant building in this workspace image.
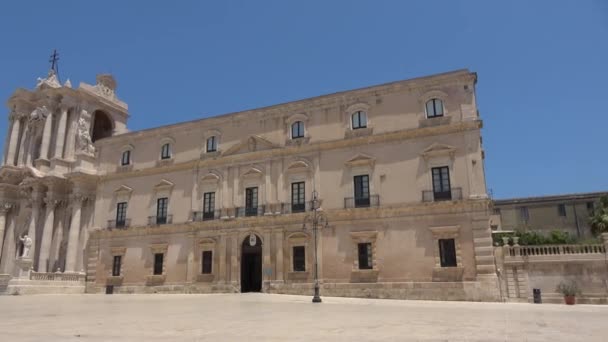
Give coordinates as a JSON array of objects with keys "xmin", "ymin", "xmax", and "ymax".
[{"xmin": 492, "ymin": 191, "xmax": 608, "ymax": 238}]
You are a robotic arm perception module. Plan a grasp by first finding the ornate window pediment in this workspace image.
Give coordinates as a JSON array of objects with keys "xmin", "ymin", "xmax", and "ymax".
[
  {"xmin": 420, "ymin": 143, "xmax": 456, "ymax": 160},
  {"xmin": 345, "ymin": 153, "xmax": 375, "ymax": 168},
  {"xmin": 114, "ymin": 185, "xmax": 133, "ymax": 196},
  {"xmin": 222, "ymin": 135, "xmax": 279, "ymax": 156},
  {"xmin": 153, "ymin": 179, "xmax": 174, "ymax": 192},
  {"xmin": 286, "ymin": 158, "xmax": 312, "ymax": 174},
  {"xmin": 241, "ymin": 166, "xmax": 264, "ymax": 179},
  {"xmin": 200, "ymin": 171, "xmax": 221, "ymax": 184}
]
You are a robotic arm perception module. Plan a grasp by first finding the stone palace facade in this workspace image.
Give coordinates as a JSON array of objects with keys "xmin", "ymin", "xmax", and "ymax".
[{"xmin": 0, "ymin": 69, "xmax": 500, "ymax": 301}]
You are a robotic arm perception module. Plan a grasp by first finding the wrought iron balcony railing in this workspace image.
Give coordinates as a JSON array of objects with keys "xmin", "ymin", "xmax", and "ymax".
[
  {"xmin": 344, "ymin": 195, "xmax": 380, "ymax": 209},
  {"xmin": 148, "ymin": 214, "xmax": 173, "ymax": 226},
  {"xmin": 191, "ymin": 210, "xmax": 220, "ymax": 221},
  {"xmin": 107, "ymin": 219, "xmax": 131, "ymax": 229},
  {"xmin": 422, "ymin": 187, "xmax": 463, "ymax": 202},
  {"xmin": 235, "ymin": 206, "xmax": 265, "ymax": 217},
  {"xmin": 280, "ymin": 201, "xmax": 313, "ymax": 214}
]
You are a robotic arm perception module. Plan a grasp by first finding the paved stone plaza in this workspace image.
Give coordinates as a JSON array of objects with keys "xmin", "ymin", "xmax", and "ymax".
[{"xmin": 0, "ymin": 294, "xmax": 606, "ymax": 341}]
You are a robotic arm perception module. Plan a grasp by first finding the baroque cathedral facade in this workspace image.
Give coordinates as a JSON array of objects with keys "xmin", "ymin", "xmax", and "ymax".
[{"xmin": 0, "ymin": 68, "xmax": 499, "ymax": 301}]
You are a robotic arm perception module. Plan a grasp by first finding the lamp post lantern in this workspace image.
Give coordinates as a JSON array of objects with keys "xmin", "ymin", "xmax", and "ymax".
[{"xmin": 302, "ymin": 190, "xmax": 328, "ymax": 303}]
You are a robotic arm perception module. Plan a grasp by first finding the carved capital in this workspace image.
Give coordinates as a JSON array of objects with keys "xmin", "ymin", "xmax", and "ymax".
[
  {"xmin": 0, "ymin": 202, "xmax": 13, "ymax": 214},
  {"xmin": 69, "ymin": 192, "xmax": 85, "ymax": 206},
  {"xmin": 44, "ymin": 197, "xmax": 60, "ymax": 209}
]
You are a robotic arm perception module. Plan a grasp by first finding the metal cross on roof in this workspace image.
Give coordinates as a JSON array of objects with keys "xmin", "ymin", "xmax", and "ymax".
[{"xmin": 49, "ymin": 49, "xmax": 59, "ymax": 76}]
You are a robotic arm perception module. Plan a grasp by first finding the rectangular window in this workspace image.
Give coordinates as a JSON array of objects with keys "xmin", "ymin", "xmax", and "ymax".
[
  {"xmin": 121, "ymin": 150, "xmax": 131, "ymax": 166},
  {"xmin": 161, "ymin": 143, "xmax": 171, "ymax": 159},
  {"xmin": 519, "ymin": 206, "xmax": 529, "ymax": 223},
  {"xmin": 357, "ymin": 242, "xmax": 373, "ymax": 270},
  {"xmin": 116, "ymin": 202, "xmax": 127, "ymax": 227},
  {"xmin": 291, "ymin": 182, "xmax": 305, "ymax": 213},
  {"xmin": 203, "ymin": 192, "xmax": 215, "ymax": 220},
  {"xmin": 558, "ymin": 203, "xmax": 567, "ymax": 217},
  {"xmin": 206, "ymin": 136, "xmax": 217, "ymax": 152},
  {"xmin": 431, "ymin": 166, "xmax": 451, "ymax": 201},
  {"xmin": 153, "ymin": 253, "xmax": 164, "ymax": 275},
  {"xmin": 245, "ymin": 187, "xmax": 258, "ymax": 216},
  {"xmin": 352, "ymin": 111, "xmax": 367, "ymax": 129},
  {"xmin": 439, "ymin": 239, "xmax": 457, "ymax": 267},
  {"xmin": 292, "ymin": 246, "xmax": 306, "ymax": 272},
  {"xmin": 353, "ymin": 175, "xmax": 370, "ymax": 207},
  {"xmin": 112, "ymin": 255, "xmax": 122, "ymax": 276},
  {"xmin": 156, "ymin": 197, "xmax": 168, "ymax": 224},
  {"xmin": 291, "ymin": 121, "xmax": 304, "ymax": 139},
  {"xmin": 201, "ymin": 251, "xmax": 213, "ymax": 274}
]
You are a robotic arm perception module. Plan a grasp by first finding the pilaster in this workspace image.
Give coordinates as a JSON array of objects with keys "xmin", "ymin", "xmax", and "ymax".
[
  {"xmin": 217, "ymin": 232, "xmax": 227, "ymax": 283},
  {"xmin": 263, "ymin": 229, "xmax": 271, "ymax": 284},
  {"xmin": 274, "ymin": 229, "xmax": 284, "ymax": 282},
  {"xmin": 230, "ymin": 232, "xmax": 239, "ymax": 285}
]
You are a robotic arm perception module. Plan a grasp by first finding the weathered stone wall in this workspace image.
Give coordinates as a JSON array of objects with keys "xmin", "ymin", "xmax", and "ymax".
[{"xmin": 495, "ymin": 234, "xmax": 608, "ymax": 304}]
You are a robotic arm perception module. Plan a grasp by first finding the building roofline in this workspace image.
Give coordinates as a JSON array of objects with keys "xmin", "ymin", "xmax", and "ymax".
[
  {"xmin": 494, "ymin": 191, "xmax": 608, "ymax": 205},
  {"xmin": 95, "ymin": 68, "xmax": 474, "ymax": 145}
]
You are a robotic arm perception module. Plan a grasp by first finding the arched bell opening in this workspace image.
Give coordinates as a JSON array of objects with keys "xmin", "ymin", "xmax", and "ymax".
[{"xmin": 91, "ymin": 110, "xmax": 113, "ymax": 142}]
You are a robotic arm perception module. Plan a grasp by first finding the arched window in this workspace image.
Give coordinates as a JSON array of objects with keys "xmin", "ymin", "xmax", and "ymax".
[
  {"xmin": 91, "ymin": 110, "xmax": 113, "ymax": 142},
  {"xmin": 161, "ymin": 143, "xmax": 171, "ymax": 160},
  {"xmin": 206, "ymin": 136, "xmax": 217, "ymax": 153},
  {"xmin": 426, "ymin": 99, "xmax": 444, "ymax": 118},
  {"xmin": 351, "ymin": 111, "xmax": 367, "ymax": 129},
  {"xmin": 121, "ymin": 150, "xmax": 131, "ymax": 166},
  {"xmin": 291, "ymin": 121, "xmax": 304, "ymax": 139}
]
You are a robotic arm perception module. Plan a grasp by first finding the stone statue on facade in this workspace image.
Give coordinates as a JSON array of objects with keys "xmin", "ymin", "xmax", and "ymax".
[
  {"xmin": 76, "ymin": 117, "xmax": 95, "ymax": 155},
  {"xmin": 19, "ymin": 234, "xmax": 33, "ymax": 258},
  {"xmin": 29, "ymin": 106, "xmax": 50, "ymax": 124}
]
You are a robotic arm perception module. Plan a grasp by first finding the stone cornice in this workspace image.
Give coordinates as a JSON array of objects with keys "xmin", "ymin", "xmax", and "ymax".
[
  {"xmin": 90, "ymin": 198, "xmax": 490, "ymax": 239},
  {"xmin": 93, "ymin": 69, "xmax": 475, "ymax": 146},
  {"xmin": 99, "ymin": 120, "xmax": 482, "ymax": 182}
]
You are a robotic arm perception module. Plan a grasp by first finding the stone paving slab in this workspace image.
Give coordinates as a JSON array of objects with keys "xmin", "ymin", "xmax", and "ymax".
[{"xmin": 0, "ymin": 293, "xmax": 606, "ymax": 341}]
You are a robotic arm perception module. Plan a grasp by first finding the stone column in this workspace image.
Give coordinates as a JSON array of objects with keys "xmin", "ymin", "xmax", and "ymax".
[
  {"xmin": 0, "ymin": 213, "xmax": 16, "ymax": 274},
  {"xmin": 38, "ymin": 197, "xmax": 58, "ymax": 272},
  {"xmin": 5, "ymin": 116, "xmax": 20, "ymax": 165},
  {"xmin": 64, "ymin": 109, "xmax": 80, "ymax": 160},
  {"xmin": 39, "ymin": 111, "xmax": 54, "ymax": 160},
  {"xmin": 0, "ymin": 203, "xmax": 12, "ymax": 262},
  {"xmin": 275, "ymin": 230, "xmax": 284, "ymax": 282},
  {"xmin": 218, "ymin": 233, "xmax": 226, "ymax": 283},
  {"xmin": 53, "ymin": 107, "xmax": 68, "ymax": 159},
  {"xmin": 26, "ymin": 190, "xmax": 43, "ymax": 265},
  {"xmin": 65, "ymin": 193, "xmax": 84, "ymax": 272},
  {"xmin": 17, "ymin": 121, "xmax": 28, "ymax": 166},
  {"xmin": 230, "ymin": 233, "xmax": 239, "ymax": 285}
]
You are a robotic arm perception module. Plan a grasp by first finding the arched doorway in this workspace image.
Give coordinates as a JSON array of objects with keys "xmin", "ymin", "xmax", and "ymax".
[
  {"xmin": 241, "ymin": 234, "xmax": 262, "ymax": 292},
  {"xmin": 91, "ymin": 110, "xmax": 113, "ymax": 142}
]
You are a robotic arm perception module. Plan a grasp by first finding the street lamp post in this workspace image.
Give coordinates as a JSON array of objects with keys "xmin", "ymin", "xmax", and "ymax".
[{"xmin": 303, "ymin": 190, "xmax": 328, "ymax": 303}]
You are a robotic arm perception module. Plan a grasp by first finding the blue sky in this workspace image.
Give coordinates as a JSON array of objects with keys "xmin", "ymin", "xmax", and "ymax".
[{"xmin": 0, "ymin": 1, "xmax": 606, "ymax": 199}]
